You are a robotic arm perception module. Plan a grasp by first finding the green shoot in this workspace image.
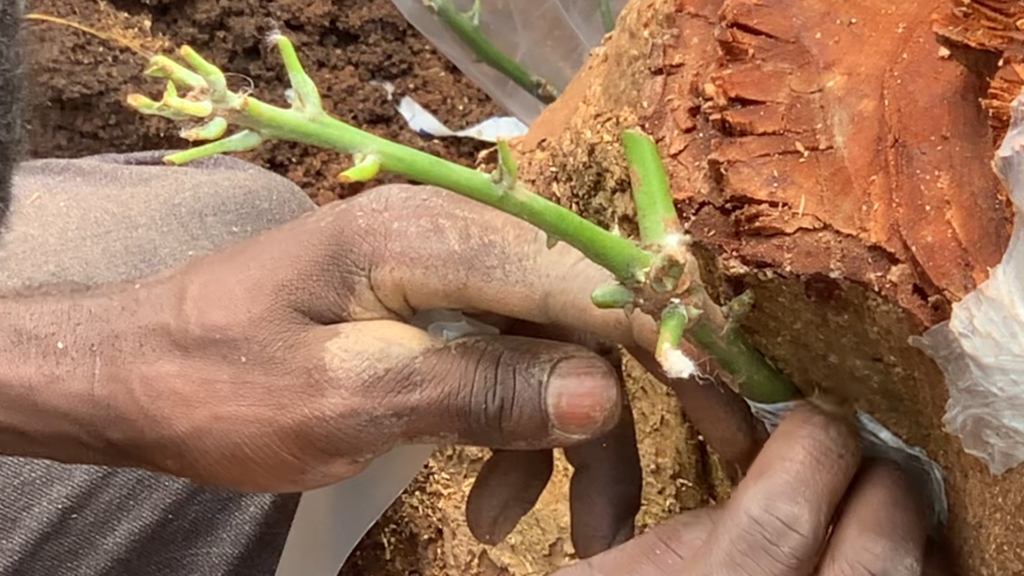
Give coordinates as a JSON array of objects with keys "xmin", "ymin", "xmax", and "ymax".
[{"xmin": 126, "ymin": 34, "xmax": 800, "ymax": 404}]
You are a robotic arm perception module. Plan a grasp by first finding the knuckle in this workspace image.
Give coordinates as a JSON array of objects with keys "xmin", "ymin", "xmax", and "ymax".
[
  {"xmin": 448, "ymin": 338, "xmax": 546, "ymax": 445},
  {"xmin": 732, "ymin": 497, "xmax": 822, "ymax": 573},
  {"xmin": 468, "ymin": 347, "xmax": 520, "ymax": 442}
]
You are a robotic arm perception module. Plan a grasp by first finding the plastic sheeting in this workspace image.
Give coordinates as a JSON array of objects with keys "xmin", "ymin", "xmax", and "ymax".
[
  {"xmin": 390, "ymin": 0, "xmax": 628, "ymax": 123},
  {"xmin": 912, "ymin": 86, "xmax": 1024, "ymax": 476},
  {"xmin": 748, "ymin": 400, "xmax": 948, "ymax": 529}
]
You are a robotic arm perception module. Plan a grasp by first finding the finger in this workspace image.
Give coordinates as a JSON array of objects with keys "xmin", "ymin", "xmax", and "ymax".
[
  {"xmin": 817, "ymin": 459, "xmax": 928, "ymax": 576},
  {"xmin": 501, "ymin": 319, "xmax": 618, "ymax": 361},
  {"xmin": 628, "ymin": 346, "xmax": 767, "ymax": 474},
  {"xmin": 502, "ymin": 320, "xmax": 644, "ymax": 556},
  {"xmin": 553, "ymin": 508, "xmax": 720, "ymax": 576},
  {"xmin": 691, "ymin": 404, "xmax": 861, "ymax": 576},
  {"xmin": 508, "ymin": 320, "xmax": 765, "ymax": 480},
  {"xmin": 466, "ymin": 449, "xmax": 554, "ymax": 545},
  {"xmin": 923, "ymin": 538, "xmax": 954, "ymax": 576},
  {"xmin": 565, "ymin": 392, "xmax": 643, "ymax": 558},
  {"xmin": 308, "ymin": 321, "xmax": 623, "ymax": 456}
]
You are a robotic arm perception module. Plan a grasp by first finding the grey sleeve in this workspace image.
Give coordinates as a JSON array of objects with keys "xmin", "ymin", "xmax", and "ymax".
[{"xmin": 0, "ymin": 151, "xmax": 315, "ymax": 576}]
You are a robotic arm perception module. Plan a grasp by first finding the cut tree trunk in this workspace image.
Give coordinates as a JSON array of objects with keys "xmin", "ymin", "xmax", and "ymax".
[{"xmin": 516, "ymin": 0, "xmax": 1023, "ymax": 574}]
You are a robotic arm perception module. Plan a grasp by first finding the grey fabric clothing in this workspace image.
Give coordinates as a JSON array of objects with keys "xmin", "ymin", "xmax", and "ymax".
[{"xmin": 0, "ymin": 152, "xmax": 317, "ymax": 575}]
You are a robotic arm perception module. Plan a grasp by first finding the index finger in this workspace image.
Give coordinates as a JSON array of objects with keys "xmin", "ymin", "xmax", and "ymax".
[{"xmin": 689, "ymin": 404, "xmax": 861, "ymax": 576}]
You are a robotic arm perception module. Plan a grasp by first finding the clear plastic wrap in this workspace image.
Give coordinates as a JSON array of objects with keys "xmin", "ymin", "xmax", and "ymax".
[
  {"xmin": 748, "ymin": 401, "xmax": 948, "ymax": 528},
  {"xmin": 389, "ymin": 0, "xmax": 627, "ymax": 123},
  {"xmin": 911, "ymin": 86, "xmax": 1024, "ymax": 476}
]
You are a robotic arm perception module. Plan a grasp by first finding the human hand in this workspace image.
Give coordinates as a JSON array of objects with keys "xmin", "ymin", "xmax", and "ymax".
[
  {"xmin": 551, "ymin": 403, "xmax": 946, "ymax": 576},
  {"xmin": 73, "ymin": 183, "xmax": 656, "ymax": 555},
  {"xmin": 77, "ymin": 182, "xmax": 760, "ymax": 556}
]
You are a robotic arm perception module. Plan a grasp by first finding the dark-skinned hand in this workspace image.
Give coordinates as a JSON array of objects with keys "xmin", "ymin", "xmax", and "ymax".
[
  {"xmin": 553, "ymin": 404, "xmax": 948, "ymax": 575},
  {"xmin": 81, "ymin": 184, "xmax": 935, "ymax": 564}
]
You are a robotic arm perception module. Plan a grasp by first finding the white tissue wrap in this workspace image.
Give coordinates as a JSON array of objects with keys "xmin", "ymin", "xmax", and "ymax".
[{"xmin": 910, "ymin": 87, "xmax": 1024, "ymax": 476}]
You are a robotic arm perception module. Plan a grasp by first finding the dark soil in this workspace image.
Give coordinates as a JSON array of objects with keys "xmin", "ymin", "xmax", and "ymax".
[{"xmin": 23, "ymin": 0, "xmax": 502, "ymax": 205}]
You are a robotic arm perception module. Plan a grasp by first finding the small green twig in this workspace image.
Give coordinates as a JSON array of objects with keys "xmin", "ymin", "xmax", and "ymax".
[
  {"xmin": 655, "ymin": 302, "xmax": 690, "ymax": 376},
  {"xmin": 599, "ymin": 0, "xmax": 615, "ymax": 33},
  {"xmin": 591, "ymin": 283, "xmax": 634, "ymax": 309},
  {"xmin": 128, "ymin": 34, "xmax": 646, "ymax": 285},
  {"xmin": 337, "ymin": 154, "xmax": 381, "ymax": 183},
  {"xmin": 425, "ymin": 0, "xmax": 561, "ymax": 104},
  {"xmin": 494, "ymin": 138, "xmax": 518, "ymax": 187},
  {"xmin": 621, "ymin": 129, "xmax": 684, "ymax": 248}
]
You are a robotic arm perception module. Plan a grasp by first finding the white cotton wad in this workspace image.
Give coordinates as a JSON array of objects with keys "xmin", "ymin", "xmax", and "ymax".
[
  {"xmin": 910, "ymin": 87, "xmax": 1024, "ymax": 476},
  {"xmin": 660, "ymin": 347, "xmax": 698, "ymax": 379}
]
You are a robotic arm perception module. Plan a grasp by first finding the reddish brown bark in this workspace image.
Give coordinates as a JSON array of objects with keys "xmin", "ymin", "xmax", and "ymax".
[
  {"xmin": 518, "ymin": 0, "xmax": 1024, "ymax": 573},
  {"xmin": 934, "ymin": 0, "xmax": 1024, "ymax": 143}
]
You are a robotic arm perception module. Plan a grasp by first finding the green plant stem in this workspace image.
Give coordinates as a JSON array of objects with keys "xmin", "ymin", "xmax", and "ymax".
[
  {"xmin": 130, "ymin": 36, "xmax": 802, "ymax": 407},
  {"xmin": 591, "ymin": 283, "xmax": 634, "ymax": 309},
  {"xmin": 623, "ymin": 129, "xmax": 799, "ymax": 403},
  {"xmin": 599, "ymin": 0, "xmax": 615, "ymax": 33},
  {"xmin": 426, "ymin": 0, "xmax": 561, "ymax": 104},
  {"xmin": 688, "ymin": 311, "xmax": 799, "ymax": 403},
  {"xmin": 621, "ymin": 129, "xmax": 682, "ymax": 246},
  {"xmin": 655, "ymin": 302, "xmax": 687, "ymax": 357},
  {"xmin": 212, "ymin": 97, "xmax": 649, "ymax": 283}
]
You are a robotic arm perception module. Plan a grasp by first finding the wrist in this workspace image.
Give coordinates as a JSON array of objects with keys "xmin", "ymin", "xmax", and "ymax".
[{"xmin": 0, "ymin": 281, "xmax": 174, "ymax": 468}]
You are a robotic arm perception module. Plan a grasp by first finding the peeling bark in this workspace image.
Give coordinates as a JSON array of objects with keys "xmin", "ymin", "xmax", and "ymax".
[
  {"xmin": 934, "ymin": 0, "xmax": 1024, "ymax": 142},
  {"xmin": 516, "ymin": 0, "xmax": 1024, "ymax": 573}
]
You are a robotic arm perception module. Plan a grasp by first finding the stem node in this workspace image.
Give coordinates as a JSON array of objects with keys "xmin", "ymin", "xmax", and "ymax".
[
  {"xmin": 338, "ymin": 154, "xmax": 382, "ymax": 183},
  {"xmin": 591, "ymin": 283, "xmax": 634, "ymax": 309}
]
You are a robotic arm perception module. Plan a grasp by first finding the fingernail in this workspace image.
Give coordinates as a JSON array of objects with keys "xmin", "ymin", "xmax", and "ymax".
[{"xmin": 546, "ymin": 356, "xmax": 620, "ymax": 438}]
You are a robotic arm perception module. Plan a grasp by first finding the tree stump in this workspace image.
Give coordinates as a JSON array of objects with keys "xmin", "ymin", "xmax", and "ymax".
[{"xmin": 516, "ymin": 0, "xmax": 1024, "ymax": 573}]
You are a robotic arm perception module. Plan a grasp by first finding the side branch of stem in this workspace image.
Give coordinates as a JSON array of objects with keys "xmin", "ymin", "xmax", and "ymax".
[
  {"xmin": 426, "ymin": 0, "xmax": 561, "ymax": 104},
  {"xmin": 621, "ymin": 129, "xmax": 683, "ymax": 247},
  {"xmin": 129, "ymin": 36, "xmax": 803, "ymax": 409}
]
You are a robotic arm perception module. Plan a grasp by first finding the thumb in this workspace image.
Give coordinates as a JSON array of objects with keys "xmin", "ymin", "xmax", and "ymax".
[{"xmin": 309, "ymin": 320, "xmax": 623, "ymax": 453}]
